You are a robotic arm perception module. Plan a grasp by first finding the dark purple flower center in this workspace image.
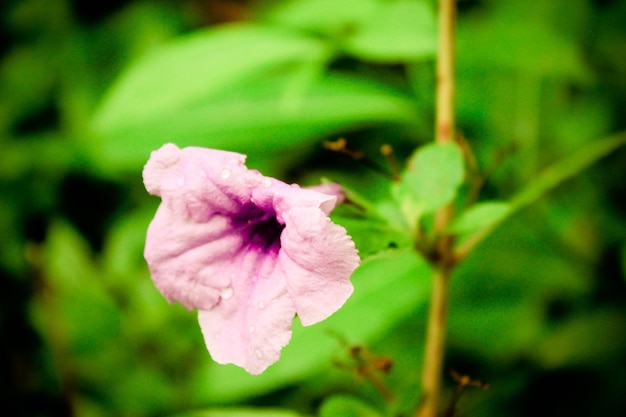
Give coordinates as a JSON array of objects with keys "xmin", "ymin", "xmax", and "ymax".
[{"xmin": 232, "ymin": 205, "xmax": 285, "ymax": 255}]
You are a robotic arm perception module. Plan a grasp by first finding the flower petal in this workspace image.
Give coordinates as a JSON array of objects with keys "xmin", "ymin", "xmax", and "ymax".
[
  {"xmin": 198, "ymin": 251, "xmax": 295, "ymax": 375},
  {"xmin": 280, "ymin": 207, "xmax": 359, "ymax": 326},
  {"xmin": 306, "ymin": 182, "xmax": 346, "ymax": 207},
  {"xmin": 143, "ymin": 143, "xmax": 360, "ymax": 374},
  {"xmin": 145, "ymin": 205, "xmax": 242, "ymax": 310},
  {"xmin": 143, "ymin": 145, "xmax": 255, "ymax": 309}
]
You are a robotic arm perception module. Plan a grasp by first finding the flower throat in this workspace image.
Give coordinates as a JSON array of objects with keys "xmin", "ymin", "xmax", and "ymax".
[{"xmin": 233, "ymin": 205, "xmax": 285, "ymax": 254}]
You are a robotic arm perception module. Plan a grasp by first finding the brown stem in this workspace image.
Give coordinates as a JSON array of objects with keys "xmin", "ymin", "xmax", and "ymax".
[
  {"xmin": 416, "ymin": 265, "xmax": 453, "ymax": 417},
  {"xmin": 416, "ymin": 1, "xmax": 457, "ymax": 416},
  {"xmin": 435, "ymin": 0, "xmax": 456, "ymax": 146}
]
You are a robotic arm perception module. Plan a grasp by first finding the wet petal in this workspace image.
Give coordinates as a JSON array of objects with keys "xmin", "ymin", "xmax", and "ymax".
[
  {"xmin": 143, "ymin": 143, "xmax": 360, "ymax": 374},
  {"xmin": 280, "ymin": 207, "xmax": 359, "ymax": 326},
  {"xmin": 145, "ymin": 206, "xmax": 241, "ymax": 310},
  {"xmin": 198, "ymin": 252, "xmax": 295, "ymax": 375}
]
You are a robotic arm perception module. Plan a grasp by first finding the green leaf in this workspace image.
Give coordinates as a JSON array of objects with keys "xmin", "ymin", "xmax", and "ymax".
[
  {"xmin": 448, "ymin": 201, "xmax": 511, "ymax": 234},
  {"xmin": 261, "ymin": 0, "xmax": 379, "ymax": 36},
  {"xmin": 393, "ymin": 142, "xmax": 465, "ymax": 229},
  {"xmin": 0, "ymin": 134, "xmax": 80, "ymax": 180},
  {"xmin": 92, "ymin": 24, "xmax": 331, "ymax": 132},
  {"xmin": 319, "ymin": 395, "xmax": 384, "ymax": 417},
  {"xmin": 456, "ymin": 132, "xmax": 626, "ymax": 256},
  {"xmin": 342, "ymin": 0, "xmax": 437, "ymax": 62},
  {"xmin": 262, "ymin": 0, "xmax": 436, "ymax": 62},
  {"xmin": 102, "ymin": 207, "xmax": 155, "ymax": 279},
  {"xmin": 534, "ymin": 308, "xmax": 626, "ymax": 369},
  {"xmin": 450, "ymin": 213, "xmax": 594, "ymax": 361},
  {"xmin": 457, "ymin": 2, "xmax": 592, "ymax": 81},
  {"xmin": 37, "ymin": 221, "xmax": 122, "ymax": 353},
  {"xmin": 192, "ymin": 250, "xmax": 431, "ymax": 403},
  {"xmin": 169, "ymin": 408, "xmax": 303, "ymax": 417},
  {"xmin": 91, "ymin": 71, "xmax": 418, "ymax": 172},
  {"xmin": 510, "ymin": 133, "xmax": 626, "ymax": 211},
  {"xmin": 336, "ymin": 215, "xmax": 413, "ymax": 257}
]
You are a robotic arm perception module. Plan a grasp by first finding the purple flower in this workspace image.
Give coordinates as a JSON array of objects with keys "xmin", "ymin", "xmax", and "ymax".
[{"xmin": 142, "ymin": 144, "xmax": 359, "ymax": 374}]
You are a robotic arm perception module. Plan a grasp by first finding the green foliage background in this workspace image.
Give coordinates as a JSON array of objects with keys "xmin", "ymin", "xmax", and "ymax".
[{"xmin": 1, "ymin": 0, "xmax": 625, "ymax": 416}]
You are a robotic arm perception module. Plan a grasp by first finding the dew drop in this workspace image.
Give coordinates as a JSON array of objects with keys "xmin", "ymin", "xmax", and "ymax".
[
  {"xmin": 248, "ymin": 325, "xmax": 255, "ymax": 333},
  {"xmin": 221, "ymin": 168, "xmax": 231, "ymax": 179},
  {"xmin": 219, "ymin": 287, "xmax": 233, "ymax": 300},
  {"xmin": 255, "ymin": 349, "xmax": 262, "ymax": 359}
]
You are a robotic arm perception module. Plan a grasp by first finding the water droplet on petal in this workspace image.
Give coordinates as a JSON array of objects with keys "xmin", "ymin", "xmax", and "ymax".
[
  {"xmin": 250, "ymin": 197, "xmax": 256, "ymax": 203},
  {"xmin": 255, "ymin": 349, "xmax": 262, "ymax": 359},
  {"xmin": 248, "ymin": 325, "xmax": 255, "ymax": 333},
  {"xmin": 221, "ymin": 168, "xmax": 231, "ymax": 179},
  {"xmin": 220, "ymin": 287, "xmax": 233, "ymax": 300}
]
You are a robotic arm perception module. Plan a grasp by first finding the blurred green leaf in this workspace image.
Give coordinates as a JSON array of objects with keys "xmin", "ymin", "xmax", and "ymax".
[
  {"xmin": 510, "ymin": 133, "xmax": 626, "ymax": 211},
  {"xmin": 261, "ymin": 0, "xmax": 379, "ymax": 36},
  {"xmin": 335, "ymin": 215, "xmax": 413, "ymax": 257},
  {"xmin": 0, "ymin": 44, "xmax": 57, "ymax": 130},
  {"xmin": 457, "ymin": 132, "xmax": 626, "ymax": 256},
  {"xmin": 450, "ymin": 206, "xmax": 596, "ymax": 362},
  {"xmin": 193, "ymin": 250, "xmax": 430, "ymax": 403},
  {"xmin": 319, "ymin": 395, "xmax": 384, "ymax": 417},
  {"xmin": 91, "ymin": 70, "xmax": 418, "ymax": 172},
  {"xmin": 171, "ymin": 408, "xmax": 303, "ymax": 417},
  {"xmin": 457, "ymin": 2, "xmax": 592, "ymax": 81},
  {"xmin": 342, "ymin": 0, "xmax": 436, "ymax": 62},
  {"xmin": 0, "ymin": 134, "xmax": 80, "ymax": 180},
  {"xmin": 37, "ymin": 221, "xmax": 122, "ymax": 353},
  {"xmin": 449, "ymin": 299, "xmax": 544, "ymax": 362},
  {"xmin": 92, "ymin": 23, "xmax": 330, "ymax": 133},
  {"xmin": 393, "ymin": 142, "xmax": 465, "ymax": 229},
  {"xmin": 102, "ymin": 206, "xmax": 154, "ymax": 279},
  {"xmin": 534, "ymin": 308, "xmax": 626, "ymax": 369},
  {"xmin": 263, "ymin": 0, "xmax": 436, "ymax": 63},
  {"xmin": 448, "ymin": 201, "xmax": 511, "ymax": 234}
]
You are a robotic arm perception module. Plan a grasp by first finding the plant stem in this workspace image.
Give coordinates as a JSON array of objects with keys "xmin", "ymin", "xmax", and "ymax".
[
  {"xmin": 435, "ymin": 0, "xmax": 456, "ymax": 146},
  {"xmin": 416, "ymin": 264, "xmax": 453, "ymax": 417},
  {"xmin": 416, "ymin": 1, "xmax": 457, "ymax": 416}
]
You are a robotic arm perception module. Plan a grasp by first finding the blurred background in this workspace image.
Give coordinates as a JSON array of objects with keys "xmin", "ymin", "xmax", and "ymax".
[{"xmin": 1, "ymin": 0, "xmax": 626, "ymax": 416}]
